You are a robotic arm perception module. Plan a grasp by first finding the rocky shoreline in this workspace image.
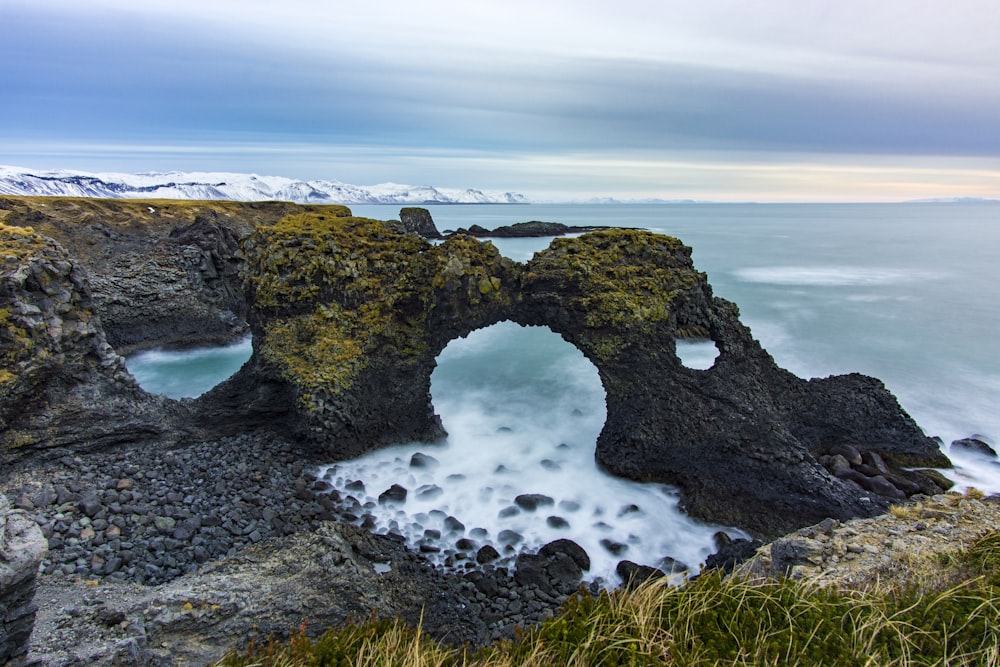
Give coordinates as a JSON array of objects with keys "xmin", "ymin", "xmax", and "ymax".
[
  {"xmin": 0, "ymin": 197, "xmax": 975, "ymax": 665},
  {"xmin": 1, "ymin": 432, "xmax": 676, "ymax": 665}
]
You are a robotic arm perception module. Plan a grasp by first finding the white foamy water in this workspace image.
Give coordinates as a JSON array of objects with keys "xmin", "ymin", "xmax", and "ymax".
[
  {"xmin": 317, "ymin": 321, "xmax": 738, "ymax": 583},
  {"xmin": 125, "ymin": 336, "xmax": 252, "ymax": 399}
]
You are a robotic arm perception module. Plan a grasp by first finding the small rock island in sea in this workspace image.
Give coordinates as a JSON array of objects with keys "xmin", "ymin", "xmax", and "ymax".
[{"xmin": 0, "ymin": 199, "xmax": 960, "ymax": 664}]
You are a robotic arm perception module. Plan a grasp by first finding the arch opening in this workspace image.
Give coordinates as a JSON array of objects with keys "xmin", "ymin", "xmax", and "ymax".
[
  {"xmin": 675, "ymin": 338, "xmax": 721, "ymax": 370},
  {"xmin": 317, "ymin": 320, "xmax": 733, "ymax": 583},
  {"xmin": 124, "ymin": 335, "xmax": 253, "ymax": 399}
]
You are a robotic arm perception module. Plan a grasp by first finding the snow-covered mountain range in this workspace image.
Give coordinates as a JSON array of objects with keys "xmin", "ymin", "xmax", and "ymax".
[{"xmin": 0, "ymin": 166, "xmax": 529, "ymax": 204}]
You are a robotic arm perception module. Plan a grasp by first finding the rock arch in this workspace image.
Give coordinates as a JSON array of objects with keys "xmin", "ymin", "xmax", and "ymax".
[
  {"xmin": 0, "ymin": 206, "xmax": 949, "ymax": 539},
  {"xmin": 198, "ymin": 214, "xmax": 948, "ymax": 538}
]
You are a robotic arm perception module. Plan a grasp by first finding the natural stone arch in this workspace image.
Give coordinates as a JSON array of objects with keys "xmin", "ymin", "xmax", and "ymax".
[{"xmin": 196, "ymin": 214, "xmax": 949, "ymax": 538}]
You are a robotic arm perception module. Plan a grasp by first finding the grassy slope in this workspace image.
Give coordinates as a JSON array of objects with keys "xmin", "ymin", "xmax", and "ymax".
[{"xmin": 216, "ymin": 495, "xmax": 1000, "ymax": 667}]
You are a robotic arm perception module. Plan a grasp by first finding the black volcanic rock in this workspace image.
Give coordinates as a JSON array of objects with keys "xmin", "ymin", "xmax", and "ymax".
[
  {"xmin": 398, "ymin": 207, "xmax": 442, "ymax": 239},
  {"xmin": 451, "ymin": 220, "xmax": 621, "ymax": 238}
]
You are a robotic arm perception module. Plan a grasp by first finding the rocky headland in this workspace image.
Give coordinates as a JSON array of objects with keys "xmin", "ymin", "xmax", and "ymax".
[
  {"xmin": 445, "ymin": 220, "xmax": 624, "ymax": 238},
  {"xmin": 0, "ymin": 198, "xmax": 967, "ymax": 665}
]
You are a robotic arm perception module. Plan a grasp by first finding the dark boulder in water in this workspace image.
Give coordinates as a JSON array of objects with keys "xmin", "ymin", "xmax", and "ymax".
[
  {"xmin": 498, "ymin": 530, "xmax": 524, "ymax": 546},
  {"xmin": 514, "ymin": 494, "xmax": 554, "ymax": 511},
  {"xmin": 616, "ymin": 560, "xmax": 665, "ymax": 589},
  {"xmin": 951, "ymin": 436, "xmax": 998, "ymax": 458},
  {"xmin": 378, "ymin": 484, "xmax": 407, "ymax": 505},
  {"xmin": 476, "ymin": 545, "xmax": 500, "ymax": 564},
  {"xmin": 600, "ymin": 539, "xmax": 628, "ymax": 556},
  {"xmin": 539, "ymin": 538, "xmax": 591, "ymax": 571},
  {"xmin": 704, "ymin": 533, "xmax": 763, "ymax": 574},
  {"xmin": 409, "ymin": 452, "xmax": 440, "ymax": 468}
]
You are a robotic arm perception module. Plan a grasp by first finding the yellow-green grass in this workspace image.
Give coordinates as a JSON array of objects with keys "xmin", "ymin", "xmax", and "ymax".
[{"xmin": 214, "ymin": 529, "xmax": 1000, "ymax": 667}]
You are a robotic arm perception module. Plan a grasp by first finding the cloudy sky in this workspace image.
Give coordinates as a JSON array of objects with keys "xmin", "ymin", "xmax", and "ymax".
[{"xmin": 2, "ymin": 0, "xmax": 999, "ymax": 201}]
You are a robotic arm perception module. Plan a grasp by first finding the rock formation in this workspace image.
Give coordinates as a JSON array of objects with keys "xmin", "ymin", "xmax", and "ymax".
[
  {"xmin": 206, "ymin": 214, "xmax": 949, "ymax": 539},
  {"xmin": 0, "ymin": 222, "xmax": 182, "ymax": 467},
  {"xmin": 398, "ymin": 207, "xmax": 442, "ymax": 238},
  {"xmin": 0, "ymin": 197, "xmax": 347, "ymax": 352},
  {"xmin": 1, "ymin": 494, "xmax": 47, "ymax": 664}
]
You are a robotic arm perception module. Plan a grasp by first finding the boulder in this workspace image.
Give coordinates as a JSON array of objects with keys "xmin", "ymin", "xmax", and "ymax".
[
  {"xmin": 951, "ymin": 437, "xmax": 998, "ymax": 458},
  {"xmin": 0, "ymin": 495, "xmax": 47, "ymax": 664},
  {"xmin": 398, "ymin": 208, "xmax": 442, "ymax": 239}
]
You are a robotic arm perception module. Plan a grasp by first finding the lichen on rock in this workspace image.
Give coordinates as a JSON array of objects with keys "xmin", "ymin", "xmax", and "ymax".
[{"xmin": 0, "ymin": 222, "xmax": 181, "ymax": 466}]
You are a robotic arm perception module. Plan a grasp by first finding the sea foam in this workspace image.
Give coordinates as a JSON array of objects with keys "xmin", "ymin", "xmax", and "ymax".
[{"xmin": 317, "ymin": 321, "xmax": 738, "ymax": 583}]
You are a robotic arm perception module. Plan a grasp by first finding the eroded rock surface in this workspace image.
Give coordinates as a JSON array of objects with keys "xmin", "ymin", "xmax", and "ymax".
[
  {"xmin": 208, "ymin": 215, "xmax": 949, "ymax": 539},
  {"xmin": 0, "ymin": 197, "xmax": 351, "ymax": 352},
  {"xmin": 1, "ymin": 494, "xmax": 47, "ymax": 664},
  {"xmin": 0, "ymin": 223, "xmax": 183, "ymax": 467}
]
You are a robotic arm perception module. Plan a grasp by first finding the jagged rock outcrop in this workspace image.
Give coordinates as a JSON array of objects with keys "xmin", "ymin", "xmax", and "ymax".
[
  {"xmin": 205, "ymin": 216, "xmax": 949, "ymax": 538},
  {"xmin": 0, "ymin": 223, "xmax": 182, "ymax": 467},
  {"xmin": 0, "ymin": 197, "xmax": 352, "ymax": 352},
  {"xmin": 452, "ymin": 220, "xmax": 616, "ymax": 238},
  {"xmin": 398, "ymin": 207, "xmax": 442, "ymax": 238},
  {"xmin": 1, "ymin": 494, "xmax": 47, "ymax": 664}
]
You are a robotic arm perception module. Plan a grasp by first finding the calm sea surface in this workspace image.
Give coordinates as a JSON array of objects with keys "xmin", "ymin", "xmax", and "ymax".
[{"xmin": 128, "ymin": 202, "xmax": 1000, "ymax": 577}]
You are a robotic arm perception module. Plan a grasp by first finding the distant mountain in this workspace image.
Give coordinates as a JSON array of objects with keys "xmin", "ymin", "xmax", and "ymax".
[{"xmin": 0, "ymin": 166, "xmax": 529, "ymax": 205}]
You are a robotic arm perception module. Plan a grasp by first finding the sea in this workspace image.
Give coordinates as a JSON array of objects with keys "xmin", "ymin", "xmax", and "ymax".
[{"xmin": 126, "ymin": 202, "xmax": 1000, "ymax": 582}]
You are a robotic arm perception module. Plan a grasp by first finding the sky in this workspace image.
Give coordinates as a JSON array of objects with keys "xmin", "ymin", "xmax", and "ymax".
[{"xmin": 2, "ymin": 0, "xmax": 1000, "ymax": 201}]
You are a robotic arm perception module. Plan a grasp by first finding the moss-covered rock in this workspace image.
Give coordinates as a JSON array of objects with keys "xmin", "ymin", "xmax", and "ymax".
[
  {"xmin": 0, "ymin": 223, "xmax": 182, "ymax": 467},
  {"xmin": 0, "ymin": 196, "xmax": 353, "ymax": 351},
  {"xmin": 206, "ymin": 219, "xmax": 946, "ymax": 538}
]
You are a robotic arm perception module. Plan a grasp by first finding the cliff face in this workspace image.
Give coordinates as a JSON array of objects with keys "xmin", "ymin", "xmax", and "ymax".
[
  {"xmin": 0, "ymin": 222, "xmax": 182, "ymax": 466},
  {"xmin": 210, "ymin": 216, "xmax": 948, "ymax": 539},
  {"xmin": 0, "ymin": 197, "xmax": 351, "ymax": 352}
]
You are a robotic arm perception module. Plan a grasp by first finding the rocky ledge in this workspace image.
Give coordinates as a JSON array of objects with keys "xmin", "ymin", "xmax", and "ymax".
[{"xmin": 743, "ymin": 491, "xmax": 1000, "ymax": 590}]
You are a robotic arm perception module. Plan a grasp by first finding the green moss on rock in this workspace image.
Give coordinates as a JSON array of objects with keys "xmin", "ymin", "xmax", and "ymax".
[{"xmin": 522, "ymin": 229, "xmax": 707, "ymax": 361}]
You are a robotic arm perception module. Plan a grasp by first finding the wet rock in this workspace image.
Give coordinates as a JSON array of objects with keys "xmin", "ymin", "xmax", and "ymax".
[
  {"xmin": 657, "ymin": 556, "xmax": 689, "ymax": 574},
  {"xmin": 416, "ymin": 484, "xmax": 443, "ymax": 500},
  {"xmin": 704, "ymin": 535, "xmax": 763, "ymax": 574},
  {"xmin": 539, "ymin": 539, "xmax": 591, "ymax": 571},
  {"xmin": 546, "ymin": 516, "xmax": 569, "ymax": 529},
  {"xmin": 410, "ymin": 452, "xmax": 440, "ymax": 468},
  {"xmin": 600, "ymin": 539, "xmax": 628, "ymax": 556},
  {"xmin": 498, "ymin": 506, "xmax": 520, "ymax": 518},
  {"xmin": 378, "ymin": 484, "xmax": 408, "ymax": 505},
  {"xmin": 616, "ymin": 560, "xmax": 665, "ymax": 589},
  {"xmin": 498, "ymin": 530, "xmax": 524, "ymax": 546},
  {"xmin": 514, "ymin": 494, "xmax": 554, "ymax": 511},
  {"xmin": 476, "ymin": 545, "xmax": 501, "ymax": 564},
  {"xmin": 951, "ymin": 437, "xmax": 998, "ymax": 458}
]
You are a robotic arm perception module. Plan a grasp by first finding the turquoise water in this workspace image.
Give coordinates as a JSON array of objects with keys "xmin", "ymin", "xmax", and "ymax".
[{"xmin": 125, "ymin": 336, "xmax": 252, "ymax": 399}]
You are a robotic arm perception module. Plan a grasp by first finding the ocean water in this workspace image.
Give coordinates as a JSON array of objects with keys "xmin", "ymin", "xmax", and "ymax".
[
  {"xmin": 128, "ymin": 203, "xmax": 1000, "ymax": 578},
  {"xmin": 125, "ymin": 336, "xmax": 253, "ymax": 399}
]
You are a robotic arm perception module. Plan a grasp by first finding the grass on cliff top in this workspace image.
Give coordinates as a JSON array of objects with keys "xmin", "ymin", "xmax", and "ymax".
[
  {"xmin": 0, "ymin": 195, "xmax": 353, "ymax": 240},
  {"xmin": 214, "ymin": 530, "xmax": 1000, "ymax": 667}
]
